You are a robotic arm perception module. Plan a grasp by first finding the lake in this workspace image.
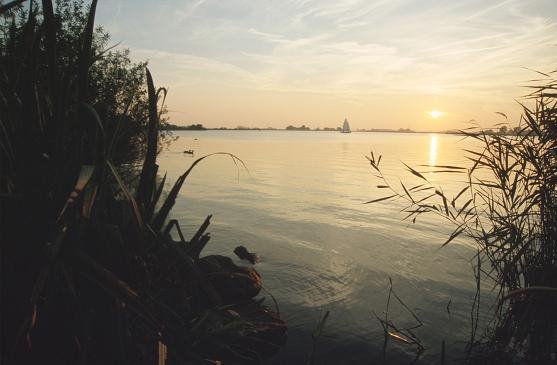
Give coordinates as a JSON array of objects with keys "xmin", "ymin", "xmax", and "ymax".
[{"xmin": 157, "ymin": 130, "xmax": 493, "ymax": 364}]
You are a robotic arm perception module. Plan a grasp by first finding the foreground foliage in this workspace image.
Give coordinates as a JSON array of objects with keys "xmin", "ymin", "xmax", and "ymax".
[{"xmin": 1, "ymin": 1, "xmax": 284, "ymax": 364}]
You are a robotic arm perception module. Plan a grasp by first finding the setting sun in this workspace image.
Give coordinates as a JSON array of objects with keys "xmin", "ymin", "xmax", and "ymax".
[{"xmin": 429, "ymin": 110, "xmax": 444, "ymax": 119}]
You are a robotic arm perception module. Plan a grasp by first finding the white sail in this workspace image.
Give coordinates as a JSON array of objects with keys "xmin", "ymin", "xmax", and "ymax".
[{"xmin": 341, "ymin": 117, "xmax": 351, "ymax": 133}]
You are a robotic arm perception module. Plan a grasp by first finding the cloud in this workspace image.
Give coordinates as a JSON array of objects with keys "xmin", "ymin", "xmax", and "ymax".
[
  {"xmin": 96, "ymin": 0, "xmax": 557, "ymax": 127},
  {"xmin": 129, "ymin": 47, "xmax": 264, "ymax": 88},
  {"xmin": 248, "ymin": 28, "xmax": 288, "ymax": 44},
  {"xmin": 175, "ymin": 0, "xmax": 208, "ymax": 19}
]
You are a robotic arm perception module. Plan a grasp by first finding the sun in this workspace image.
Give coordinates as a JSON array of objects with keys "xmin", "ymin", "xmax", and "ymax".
[{"xmin": 429, "ymin": 110, "xmax": 443, "ymax": 119}]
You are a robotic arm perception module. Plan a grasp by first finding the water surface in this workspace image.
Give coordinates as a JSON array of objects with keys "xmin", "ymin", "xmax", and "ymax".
[{"xmin": 158, "ymin": 131, "xmax": 492, "ymax": 364}]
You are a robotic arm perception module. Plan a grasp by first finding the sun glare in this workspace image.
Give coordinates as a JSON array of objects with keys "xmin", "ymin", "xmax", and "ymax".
[
  {"xmin": 429, "ymin": 110, "xmax": 443, "ymax": 119},
  {"xmin": 428, "ymin": 134, "xmax": 438, "ymax": 166}
]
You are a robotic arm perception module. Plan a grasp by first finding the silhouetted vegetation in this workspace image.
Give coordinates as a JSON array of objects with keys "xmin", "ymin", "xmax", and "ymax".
[
  {"xmin": 0, "ymin": 1, "xmax": 285, "ymax": 364},
  {"xmin": 163, "ymin": 123, "xmax": 206, "ymax": 130},
  {"xmin": 285, "ymin": 124, "xmax": 311, "ymax": 131},
  {"xmin": 367, "ymin": 73, "xmax": 557, "ymax": 363}
]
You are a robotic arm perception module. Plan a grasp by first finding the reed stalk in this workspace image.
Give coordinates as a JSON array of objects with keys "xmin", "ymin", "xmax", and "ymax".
[{"xmin": 367, "ymin": 73, "xmax": 557, "ymax": 362}]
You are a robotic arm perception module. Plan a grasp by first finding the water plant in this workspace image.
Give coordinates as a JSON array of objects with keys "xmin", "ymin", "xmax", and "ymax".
[{"xmin": 367, "ymin": 73, "xmax": 557, "ymax": 362}]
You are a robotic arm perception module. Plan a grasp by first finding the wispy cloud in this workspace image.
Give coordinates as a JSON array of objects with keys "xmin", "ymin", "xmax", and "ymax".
[{"xmin": 175, "ymin": 0, "xmax": 208, "ymax": 19}]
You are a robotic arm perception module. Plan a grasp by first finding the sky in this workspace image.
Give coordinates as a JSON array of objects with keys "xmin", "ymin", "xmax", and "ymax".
[{"xmin": 96, "ymin": 0, "xmax": 557, "ymax": 131}]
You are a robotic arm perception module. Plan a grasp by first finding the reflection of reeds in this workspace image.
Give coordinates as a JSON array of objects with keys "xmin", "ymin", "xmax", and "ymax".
[
  {"xmin": 367, "ymin": 74, "xmax": 557, "ymax": 362},
  {"xmin": 0, "ymin": 1, "xmax": 279, "ymax": 364},
  {"xmin": 306, "ymin": 310, "xmax": 330, "ymax": 365}
]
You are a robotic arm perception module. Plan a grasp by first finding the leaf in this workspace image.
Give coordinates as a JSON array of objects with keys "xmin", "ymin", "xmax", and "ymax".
[
  {"xmin": 416, "ymin": 193, "xmax": 436, "ymax": 204},
  {"xmin": 424, "ymin": 170, "xmax": 465, "ymax": 174},
  {"xmin": 388, "ymin": 331, "xmax": 412, "ymax": 345},
  {"xmin": 107, "ymin": 160, "xmax": 143, "ymax": 227},
  {"xmin": 81, "ymin": 103, "xmax": 106, "ymax": 161},
  {"xmin": 415, "ymin": 186, "xmax": 434, "ymax": 192},
  {"xmin": 136, "ymin": 68, "xmax": 160, "ymax": 214},
  {"xmin": 400, "ymin": 181, "xmax": 414, "ymax": 202},
  {"xmin": 30, "ymin": 305, "xmax": 37, "ymax": 328},
  {"xmin": 452, "ymin": 186, "xmax": 469, "ymax": 207},
  {"xmin": 71, "ymin": 249, "xmax": 163, "ymax": 329},
  {"xmin": 463, "ymin": 149, "xmax": 485, "ymax": 158},
  {"xmin": 402, "ymin": 162, "xmax": 427, "ymax": 181},
  {"xmin": 409, "ymin": 184, "xmax": 425, "ymax": 191},
  {"xmin": 41, "ymin": 0, "xmax": 57, "ymax": 106},
  {"xmin": 364, "ymin": 195, "xmax": 398, "ymax": 204},
  {"xmin": 441, "ymin": 194, "xmax": 449, "ymax": 215},
  {"xmin": 520, "ymin": 66, "xmax": 551, "ymax": 78},
  {"xmin": 82, "ymin": 185, "xmax": 98, "ymax": 219},
  {"xmin": 457, "ymin": 198, "xmax": 473, "ymax": 217},
  {"xmin": 77, "ymin": 0, "xmax": 98, "ymax": 102},
  {"xmin": 441, "ymin": 227, "xmax": 465, "ymax": 248},
  {"xmin": 152, "ymin": 173, "xmax": 167, "ymax": 209},
  {"xmin": 494, "ymin": 112, "xmax": 508, "ymax": 119},
  {"xmin": 419, "ymin": 165, "xmax": 466, "ymax": 170},
  {"xmin": 56, "ymin": 165, "xmax": 95, "ymax": 222},
  {"xmin": 152, "ymin": 153, "xmax": 245, "ymax": 232},
  {"xmin": 403, "ymin": 209, "xmax": 428, "ymax": 221},
  {"xmin": 158, "ymin": 341, "xmax": 167, "ymax": 365},
  {"xmin": 464, "ymin": 207, "xmax": 474, "ymax": 219}
]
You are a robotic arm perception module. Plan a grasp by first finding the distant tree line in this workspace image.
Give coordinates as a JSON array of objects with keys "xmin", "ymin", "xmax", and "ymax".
[
  {"xmin": 445, "ymin": 126, "xmax": 531, "ymax": 136},
  {"xmin": 488, "ymin": 125, "xmax": 528, "ymax": 136},
  {"xmin": 285, "ymin": 124, "xmax": 310, "ymax": 130},
  {"xmin": 164, "ymin": 123, "xmax": 345, "ymax": 131},
  {"xmin": 162, "ymin": 123, "xmax": 530, "ymax": 135},
  {"xmin": 162, "ymin": 123, "xmax": 206, "ymax": 130}
]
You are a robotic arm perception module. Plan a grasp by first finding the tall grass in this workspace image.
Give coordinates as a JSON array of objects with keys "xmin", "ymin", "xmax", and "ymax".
[
  {"xmin": 366, "ymin": 73, "xmax": 557, "ymax": 362},
  {"xmin": 0, "ymin": 1, "xmax": 282, "ymax": 364}
]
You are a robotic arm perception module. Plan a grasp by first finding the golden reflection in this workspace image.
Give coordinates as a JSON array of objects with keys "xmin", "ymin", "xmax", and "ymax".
[{"xmin": 428, "ymin": 134, "xmax": 438, "ymax": 166}]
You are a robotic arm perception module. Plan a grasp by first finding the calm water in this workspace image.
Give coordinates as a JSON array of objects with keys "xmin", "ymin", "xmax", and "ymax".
[{"xmin": 157, "ymin": 131, "xmax": 493, "ymax": 364}]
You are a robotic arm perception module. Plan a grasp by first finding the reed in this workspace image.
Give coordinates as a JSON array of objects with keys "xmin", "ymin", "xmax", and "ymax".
[
  {"xmin": 366, "ymin": 73, "xmax": 557, "ymax": 362},
  {"xmin": 374, "ymin": 278, "xmax": 425, "ymax": 362}
]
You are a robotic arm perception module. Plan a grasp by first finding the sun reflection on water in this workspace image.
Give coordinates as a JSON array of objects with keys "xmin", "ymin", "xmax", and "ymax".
[{"xmin": 429, "ymin": 134, "xmax": 438, "ymax": 166}]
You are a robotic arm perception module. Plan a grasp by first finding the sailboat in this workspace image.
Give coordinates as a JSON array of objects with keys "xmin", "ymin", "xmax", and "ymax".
[{"xmin": 341, "ymin": 117, "xmax": 351, "ymax": 133}]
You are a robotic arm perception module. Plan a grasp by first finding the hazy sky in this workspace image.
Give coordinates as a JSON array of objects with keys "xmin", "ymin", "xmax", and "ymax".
[{"xmin": 96, "ymin": 0, "xmax": 557, "ymax": 130}]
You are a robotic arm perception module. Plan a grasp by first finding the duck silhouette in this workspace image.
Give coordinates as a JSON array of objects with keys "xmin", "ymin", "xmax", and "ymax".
[{"xmin": 234, "ymin": 246, "xmax": 259, "ymax": 264}]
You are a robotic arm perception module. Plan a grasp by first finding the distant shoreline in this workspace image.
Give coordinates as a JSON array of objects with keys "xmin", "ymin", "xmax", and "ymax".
[
  {"xmin": 164, "ymin": 127, "xmax": 471, "ymax": 135},
  {"xmin": 163, "ymin": 124, "xmax": 526, "ymax": 136},
  {"xmin": 163, "ymin": 124, "xmax": 445, "ymax": 134}
]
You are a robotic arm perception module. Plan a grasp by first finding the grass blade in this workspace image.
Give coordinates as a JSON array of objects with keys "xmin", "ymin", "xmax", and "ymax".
[
  {"xmin": 364, "ymin": 195, "xmax": 397, "ymax": 204},
  {"xmin": 152, "ymin": 153, "xmax": 245, "ymax": 231},
  {"xmin": 136, "ymin": 68, "xmax": 160, "ymax": 214},
  {"xmin": 107, "ymin": 160, "xmax": 143, "ymax": 227},
  {"xmin": 77, "ymin": 0, "xmax": 98, "ymax": 102}
]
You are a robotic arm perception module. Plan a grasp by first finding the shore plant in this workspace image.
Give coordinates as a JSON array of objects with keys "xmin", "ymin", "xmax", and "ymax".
[
  {"xmin": 1, "ymin": 1, "xmax": 284, "ymax": 364},
  {"xmin": 367, "ymin": 74, "xmax": 557, "ymax": 362}
]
